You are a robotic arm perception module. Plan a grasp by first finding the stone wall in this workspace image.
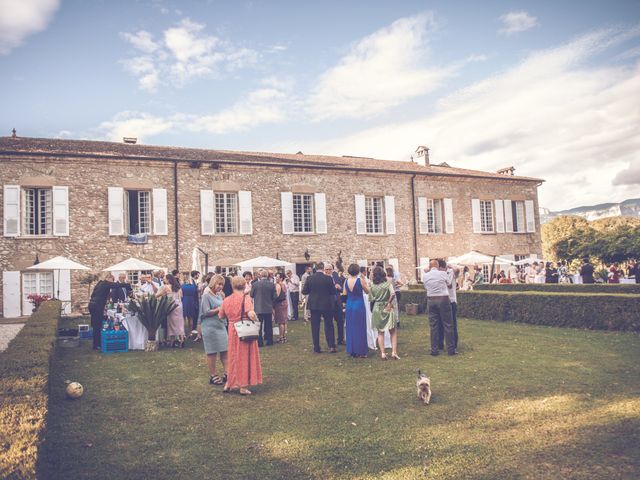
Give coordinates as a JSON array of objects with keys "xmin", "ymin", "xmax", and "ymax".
[{"xmin": 0, "ymin": 155, "xmax": 541, "ymax": 314}]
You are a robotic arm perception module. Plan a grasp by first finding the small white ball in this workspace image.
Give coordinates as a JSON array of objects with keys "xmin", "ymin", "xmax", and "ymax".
[{"xmin": 66, "ymin": 382, "xmax": 84, "ymax": 399}]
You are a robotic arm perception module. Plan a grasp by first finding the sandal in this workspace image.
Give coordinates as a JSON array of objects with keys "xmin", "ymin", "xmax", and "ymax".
[
  {"xmin": 209, "ymin": 375, "xmax": 224, "ymax": 385},
  {"xmin": 239, "ymin": 388, "xmax": 252, "ymax": 395},
  {"xmin": 391, "ymin": 353, "xmax": 401, "ymax": 360},
  {"xmin": 380, "ymin": 354, "xmax": 388, "ymax": 361}
]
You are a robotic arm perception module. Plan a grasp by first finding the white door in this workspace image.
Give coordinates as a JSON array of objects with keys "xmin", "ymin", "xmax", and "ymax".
[
  {"xmin": 2, "ymin": 271, "xmax": 21, "ymax": 318},
  {"xmin": 22, "ymin": 272, "xmax": 54, "ymax": 315}
]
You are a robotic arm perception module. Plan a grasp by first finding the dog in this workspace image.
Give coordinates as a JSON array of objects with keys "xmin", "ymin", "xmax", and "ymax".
[{"xmin": 416, "ymin": 370, "xmax": 432, "ymax": 405}]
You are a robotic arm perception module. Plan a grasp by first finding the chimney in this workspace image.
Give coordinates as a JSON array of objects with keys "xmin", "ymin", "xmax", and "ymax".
[
  {"xmin": 415, "ymin": 146, "xmax": 430, "ymax": 167},
  {"xmin": 123, "ymin": 137, "xmax": 137, "ymax": 144}
]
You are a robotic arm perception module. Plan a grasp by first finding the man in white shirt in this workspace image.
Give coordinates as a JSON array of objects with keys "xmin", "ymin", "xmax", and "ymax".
[
  {"xmin": 440, "ymin": 259, "xmax": 459, "ymax": 350},
  {"xmin": 285, "ymin": 269, "xmax": 301, "ymax": 321},
  {"xmin": 138, "ymin": 274, "xmax": 156, "ymax": 295},
  {"xmin": 423, "ymin": 259, "xmax": 455, "ymax": 356}
]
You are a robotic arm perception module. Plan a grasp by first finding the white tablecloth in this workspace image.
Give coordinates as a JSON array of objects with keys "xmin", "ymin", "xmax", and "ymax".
[
  {"xmin": 122, "ymin": 316, "xmax": 147, "ymax": 350},
  {"xmin": 620, "ymin": 278, "xmax": 636, "ymax": 284},
  {"xmin": 534, "ymin": 275, "xmax": 546, "ymax": 284},
  {"xmin": 572, "ymin": 274, "xmax": 582, "ymax": 284}
]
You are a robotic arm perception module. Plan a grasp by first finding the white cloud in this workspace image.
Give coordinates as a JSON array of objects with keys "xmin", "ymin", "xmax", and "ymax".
[
  {"xmin": 121, "ymin": 18, "xmax": 258, "ymax": 91},
  {"xmin": 307, "ymin": 13, "xmax": 456, "ymax": 120},
  {"xmin": 499, "ymin": 11, "xmax": 539, "ymax": 36},
  {"xmin": 95, "ymin": 78, "xmax": 291, "ymax": 140},
  {"xmin": 290, "ymin": 27, "xmax": 640, "ymax": 210},
  {"xmin": 0, "ymin": 0, "xmax": 60, "ymax": 54}
]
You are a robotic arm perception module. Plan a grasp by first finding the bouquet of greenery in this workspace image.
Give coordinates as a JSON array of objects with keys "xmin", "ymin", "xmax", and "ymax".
[{"xmin": 128, "ymin": 294, "xmax": 178, "ymax": 343}]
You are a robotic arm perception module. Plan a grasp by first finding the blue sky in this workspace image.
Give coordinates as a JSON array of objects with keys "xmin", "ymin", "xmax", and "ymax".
[{"xmin": 1, "ymin": 0, "xmax": 639, "ymax": 210}]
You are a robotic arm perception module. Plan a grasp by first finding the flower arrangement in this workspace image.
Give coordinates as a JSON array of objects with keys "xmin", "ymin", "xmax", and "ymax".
[{"xmin": 27, "ymin": 293, "xmax": 50, "ymax": 310}]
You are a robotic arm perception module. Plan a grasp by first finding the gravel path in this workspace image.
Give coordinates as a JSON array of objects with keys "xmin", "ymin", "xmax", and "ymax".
[{"xmin": 0, "ymin": 324, "xmax": 25, "ymax": 352}]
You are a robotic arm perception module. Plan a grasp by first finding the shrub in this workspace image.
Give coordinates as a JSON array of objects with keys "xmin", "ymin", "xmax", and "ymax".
[
  {"xmin": 0, "ymin": 300, "xmax": 60, "ymax": 479},
  {"xmin": 457, "ymin": 291, "xmax": 640, "ymax": 332},
  {"xmin": 473, "ymin": 283, "xmax": 640, "ymax": 294}
]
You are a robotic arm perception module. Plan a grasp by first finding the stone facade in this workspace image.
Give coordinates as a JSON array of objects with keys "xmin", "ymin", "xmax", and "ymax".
[{"xmin": 0, "ymin": 137, "xmax": 542, "ymax": 316}]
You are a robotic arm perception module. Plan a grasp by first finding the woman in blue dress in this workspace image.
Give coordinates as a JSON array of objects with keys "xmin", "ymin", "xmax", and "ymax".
[
  {"xmin": 181, "ymin": 272, "xmax": 199, "ymax": 335},
  {"xmin": 343, "ymin": 263, "xmax": 369, "ymax": 358}
]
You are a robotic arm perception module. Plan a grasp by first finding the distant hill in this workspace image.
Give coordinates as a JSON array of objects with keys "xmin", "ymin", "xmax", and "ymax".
[{"xmin": 540, "ymin": 198, "xmax": 640, "ymax": 223}]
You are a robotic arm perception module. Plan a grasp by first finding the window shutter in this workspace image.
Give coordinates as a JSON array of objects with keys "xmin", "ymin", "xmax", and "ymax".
[
  {"xmin": 108, "ymin": 187, "xmax": 124, "ymax": 236},
  {"xmin": 2, "ymin": 271, "xmax": 21, "ymax": 318},
  {"xmin": 525, "ymin": 200, "xmax": 536, "ymax": 232},
  {"xmin": 384, "ymin": 195, "xmax": 396, "ymax": 234},
  {"xmin": 357, "ymin": 259, "xmax": 367, "ymax": 268},
  {"xmin": 354, "ymin": 194, "xmax": 366, "ymax": 235},
  {"xmin": 152, "ymin": 188, "xmax": 168, "ymax": 235},
  {"xmin": 54, "ymin": 269, "xmax": 72, "ymax": 314},
  {"xmin": 504, "ymin": 200, "xmax": 513, "ymax": 233},
  {"xmin": 52, "ymin": 186, "xmax": 69, "ymax": 236},
  {"xmin": 238, "ymin": 190, "xmax": 253, "ymax": 235},
  {"xmin": 281, "ymin": 192, "xmax": 293, "ymax": 234},
  {"xmin": 471, "ymin": 199, "xmax": 481, "ymax": 233},
  {"xmin": 314, "ymin": 193, "xmax": 327, "ymax": 234},
  {"xmin": 388, "ymin": 258, "xmax": 399, "ymax": 275},
  {"xmin": 418, "ymin": 197, "xmax": 428, "ymax": 234},
  {"xmin": 3, "ymin": 185, "xmax": 20, "ymax": 237},
  {"xmin": 443, "ymin": 198, "xmax": 454, "ymax": 234},
  {"xmin": 419, "ymin": 257, "xmax": 430, "ymax": 281},
  {"xmin": 200, "ymin": 190, "xmax": 214, "ymax": 235},
  {"xmin": 494, "ymin": 199, "xmax": 505, "ymax": 233}
]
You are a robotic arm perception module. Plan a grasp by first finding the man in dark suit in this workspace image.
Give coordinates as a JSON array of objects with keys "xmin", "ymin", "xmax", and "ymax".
[
  {"xmin": 250, "ymin": 269, "xmax": 276, "ymax": 346},
  {"xmin": 330, "ymin": 267, "xmax": 345, "ymax": 345},
  {"xmin": 110, "ymin": 273, "xmax": 133, "ymax": 303},
  {"xmin": 89, "ymin": 273, "xmax": 119, "ymax": 350},
  {"xmin": 302, "ymin": 262, "xmax": 337, "ymax": 353}
]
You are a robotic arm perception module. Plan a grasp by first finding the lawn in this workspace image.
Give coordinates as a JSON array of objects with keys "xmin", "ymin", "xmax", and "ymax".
[{"xmin": 39, "ymin": 315, "xmax": 640, "ymax": 479}]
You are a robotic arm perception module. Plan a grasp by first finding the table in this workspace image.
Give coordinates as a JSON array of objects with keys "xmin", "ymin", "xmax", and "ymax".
[
  {"xmin": 620, "ymin": 278, "xmax": 636, "ymax": 284},
  {"xmin": 107, "ymin": 309, "xmax": 147, "ymax": 350},
  {"xmin": 572, "ymin": 274, "xmax": 582, "ymax": 284}
]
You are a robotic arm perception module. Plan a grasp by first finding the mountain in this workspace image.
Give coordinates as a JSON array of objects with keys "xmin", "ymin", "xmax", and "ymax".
[{"xmin": 540, "ymin": 198, "xmax": 640, "ymax": 223}]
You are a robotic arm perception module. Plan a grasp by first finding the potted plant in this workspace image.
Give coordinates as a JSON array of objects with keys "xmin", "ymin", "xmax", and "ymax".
[
  {"xmin": 128, "ymin": 294, "xmax": 178, "ymax": 351},
  {"xmin": 27, "ymin": 293, "xmax": 50, "ymax": 312}
]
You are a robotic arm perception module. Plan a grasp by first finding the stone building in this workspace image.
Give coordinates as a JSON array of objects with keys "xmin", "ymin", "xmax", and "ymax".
[{"xmin": 0, "ymin": 136, "xmax": 542, "ymax": 317}]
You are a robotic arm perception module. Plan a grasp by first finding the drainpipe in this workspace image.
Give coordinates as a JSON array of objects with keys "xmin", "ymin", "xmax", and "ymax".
[
  {"xmin": 410, "ymin": 174, "xmax": 419, "ymax": 281},
  {"xmin": 173, "ymin": 160, "xmax": 179, "ymax": 271}
]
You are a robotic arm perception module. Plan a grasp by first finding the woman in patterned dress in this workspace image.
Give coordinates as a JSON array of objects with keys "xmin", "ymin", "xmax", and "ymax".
[
  {"xmin": 273, "ymin": 272, "xmax": 289, "ymax": 343},
  {"xmin": 198, "ymin": 275, "xmax": 228, "ymax": 386},
  {"xmin": 368, "ymin": 267, "xmax": 399, "ymax": 360}
]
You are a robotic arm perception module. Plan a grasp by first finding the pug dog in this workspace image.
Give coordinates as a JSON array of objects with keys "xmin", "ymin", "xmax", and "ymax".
[{"xmin": 416, "ymin": 370, "xmax": 432, "ymax": 405}]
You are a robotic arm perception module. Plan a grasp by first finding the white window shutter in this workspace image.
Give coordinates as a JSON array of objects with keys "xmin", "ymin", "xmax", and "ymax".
[
  {"xmin": 2, "ymin": 271, "xmax": 21, "ymax": 318},
  {"xmin": 152, "ymin": 188, "xmax": 168, "ymax": 235},
  {"xmin": 494, "ymin": 199, "xmax": 505, "ymax": 233},
  {"xmin": 525, "ymin": 200, "xmax": 536, "ymax": 232},
  {"xmin": 108, "ymin": 187, "xmax": 124, "ymax": 236},
  {"xmin": 419, "ymin": 257, "xmax": 430, "ymax": 267},
  {"xmin": 54, "ymin": 269, "xmax": 72, "ymax": 314},
  {"xmin": 238, "ymin": 190, "xmax": 253, "ymax": 235},
  {"xmin": 3, "ymin": 185, "xmax": 20, "ymax": 237},
  {"xmin": 314, "ymin": 193, "xmax": 327, "ymax": 234},
  {"xmin": 281, "ymin": 192, "xmax": 294, "ymax": 234},
  {"xmin": 357, "ymin": 259, "xmax": 367, "ymax": 268},
  {"xmin": 200, "ymin": 190, "xmax": 215, "ymax": 235},
  {"xmin": 388, "ymin": 258, "xmax": 399, "ymax": 274},
  {"xmin": 52, "ymin": 186, "xmax": 69, "ymax": 236},
  {"xmin": 354, "ymin": 194, "xmax": 366, "ymax": 235},
  {"xmin": 504, "ymin": 200, "xmax": 513, "ymax": 233},
  {"xmin": 418, "ymin": 197, "xmax": 428, "ymax": 234},
  {"xmin": 443, "ymin": 198, "xmax": 454, "ymax": 234},
  {"xmin": 471, "ymin": 199, "xmax": 481, "ymax": 233},
  {"xmin": 384, "ymin": 195, "xmax": 396, "ymax": 234}
]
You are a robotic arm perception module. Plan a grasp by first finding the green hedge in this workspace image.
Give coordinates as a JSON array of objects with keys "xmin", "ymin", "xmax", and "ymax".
[
  {"xmin": 473, "ymin": 283, "xmax": 640, "ymax": 294},
  {"xmin": 457, "ymin": 291, "xmax": 640, "ymax": 332},
  {"xmin": 0, "ymin": 301, "xmax": 60, "ymax": 479}
]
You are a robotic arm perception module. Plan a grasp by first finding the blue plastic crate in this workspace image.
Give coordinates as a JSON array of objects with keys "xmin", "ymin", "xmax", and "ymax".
[
  {"xmin": 78, "ymin": 325, "xmax": 93, "ymax": 340},
  {"xmin": 101, "ymin": 329, "xmax": 128, "ymax": 354}
]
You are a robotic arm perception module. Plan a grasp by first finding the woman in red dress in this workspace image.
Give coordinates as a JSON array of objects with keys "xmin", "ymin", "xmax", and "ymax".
[{"xmin": 218, "ymin": 276, "xmax": 263, "ymax": 395}]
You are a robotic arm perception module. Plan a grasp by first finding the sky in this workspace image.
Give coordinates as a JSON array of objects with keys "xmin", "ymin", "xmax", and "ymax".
[{"xmin": 1, "ymin": 0, "xmax": 639, "ymax": 211}]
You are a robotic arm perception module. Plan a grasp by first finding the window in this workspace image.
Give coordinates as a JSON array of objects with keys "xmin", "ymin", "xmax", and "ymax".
[
  {"xmin": 215, "ymin": 192, "xmax": 238, "ymax": 234},
  {"xmin": 293, "ymin": 194, "xmax": 314, "ymax": 233},
  {"xmin": 479, "ymin": 200, "xmax": 494, "ymax": 233},
  {"xmin": 427, "ymin": 199, "xmax": 443, "ymax": 233},
  {"xmin": 22, "ymin": 272, "xmax": 53, "ymax": 314},
  {"xmin": 127, "ymin": 270, "xmax": 152, "ymax": 285},
  {"xmin": 126, "ymin": 190, "xmax": 151, "ymax": 235},
  {"xmin": 511, "ymin": 201, "xmax": 526, "ymax": 233},
  {"xmin": 514, "ymin": 255, "xmax": 528, "ymax": 262},
  {"xmin": 24, "ymin": 188, "xmax": 52, "ymax": 235},
  {"xmin": 365, "ymin": 197, "xmax": 384, "ymax": 234}
]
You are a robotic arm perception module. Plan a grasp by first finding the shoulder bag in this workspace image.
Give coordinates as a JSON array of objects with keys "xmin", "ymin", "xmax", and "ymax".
[{"xmin": 234, "ymin": 293, "xmax": 260, "ymax": 342}]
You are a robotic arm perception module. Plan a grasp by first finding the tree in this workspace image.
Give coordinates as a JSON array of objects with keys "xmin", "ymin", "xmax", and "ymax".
[{"xmin": 541, "ymin": 216, "xmax": 594, "ymax": 262}]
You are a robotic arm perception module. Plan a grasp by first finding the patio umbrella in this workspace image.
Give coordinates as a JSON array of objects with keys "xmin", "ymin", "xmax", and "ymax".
[
  {"xmin": 27, "ymin": 255, "xmax": 90, "ymax": 302},
  {"xmin": 513, "ymin": 256, "xmax": 541, "ymax": 266},
  {"xmin": 448, "ymin": 251, "xmax": 513, "ymax": 265},
  {"xmin": 103, "ymin": 257, "xmax": 164, "ymax": 272},
  {"xmin": 234, "ymin": 256, "xmax": 291, "ymax": 270}
]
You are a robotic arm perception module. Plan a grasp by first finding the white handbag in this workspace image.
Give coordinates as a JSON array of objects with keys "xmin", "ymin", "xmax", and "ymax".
[{"xmin": 234, "ymin": 293, "xmax": 260, "ymax": 342}]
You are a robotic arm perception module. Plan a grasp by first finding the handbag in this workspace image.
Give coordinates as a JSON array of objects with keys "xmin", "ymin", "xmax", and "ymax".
[{"xmin": 234, "ymin": 293, "xmax": 260, "ymax": 342}]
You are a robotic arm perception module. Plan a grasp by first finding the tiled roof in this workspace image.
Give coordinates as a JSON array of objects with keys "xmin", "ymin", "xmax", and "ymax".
[{"xmin": 0, "ymin": 136, "xmax": 543, "ymax": 182}]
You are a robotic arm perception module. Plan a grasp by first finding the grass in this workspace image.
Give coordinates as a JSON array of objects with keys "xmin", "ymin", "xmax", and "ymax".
[{"xmin": 39, "ymin": 315, "xmax": 640, "ymax": 479}]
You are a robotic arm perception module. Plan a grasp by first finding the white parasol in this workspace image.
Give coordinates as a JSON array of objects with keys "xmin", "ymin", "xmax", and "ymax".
[
  {"xmin": 27, "ymin": 256, "xmax": 90, "ymax": 310},
  {"xmin": 103, "ymin": 257, "xmax": 164, "ymax": 272},
  {"xmin": 513, "ymin": 256, "xmax": 541, "ymax": 266},
  {"xmin": 234, "ymin": 256, "xmax": 291, "ymax": 270},
  {"xmin": 448, "ymin": 251, "xmax": 513, "ymax": 265}
]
